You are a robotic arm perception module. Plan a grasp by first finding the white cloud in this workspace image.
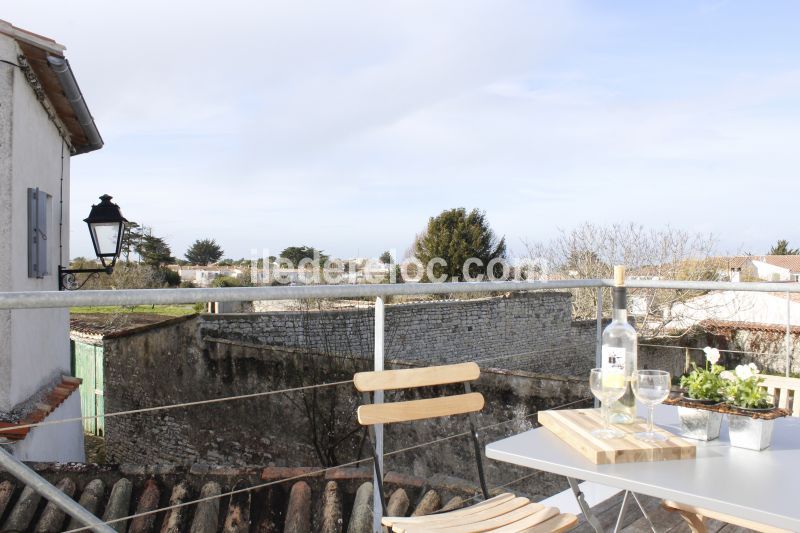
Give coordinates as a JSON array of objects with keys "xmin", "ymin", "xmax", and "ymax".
[{"xmin": 6, "ymin": 1, "xmax": 800, "ymax": 260}]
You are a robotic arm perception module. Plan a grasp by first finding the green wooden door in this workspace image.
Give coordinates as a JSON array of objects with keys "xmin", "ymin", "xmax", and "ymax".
[
  {"xmin": 71, "ymin": 341, "xmax": 104, "ymax": 435},
  {"xmin": 95, "ymin": 345, "xmax": 104, "ymax": 436}
]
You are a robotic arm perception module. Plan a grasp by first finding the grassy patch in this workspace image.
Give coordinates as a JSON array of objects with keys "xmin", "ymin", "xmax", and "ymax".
[{"xmin": 70, "ymin": 304, "xmax": 199, "ymax": 316}]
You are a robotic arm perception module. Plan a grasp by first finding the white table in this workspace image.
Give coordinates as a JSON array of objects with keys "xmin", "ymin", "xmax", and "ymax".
[{"xmin": 486, "ymin": 404, "xmax": 800, "ymax": 532}]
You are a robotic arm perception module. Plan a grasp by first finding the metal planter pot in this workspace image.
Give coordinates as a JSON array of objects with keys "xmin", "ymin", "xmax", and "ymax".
[
  {"xmin": 727, "ymin": 413, "xmax": 775, "ymax": 451},
  {"xmin": 678, "ymin": 406, "xmax": 723, "ymax": 441}
]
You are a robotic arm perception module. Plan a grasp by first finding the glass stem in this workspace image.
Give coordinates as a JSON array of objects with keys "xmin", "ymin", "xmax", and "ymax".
[
  {"xmin": 647, "ymin": 404, "xmax": 655, "ymax": 434},
  {"xmin": 602, "ymin": 400, "xmax": 609, "ymax": 430}
]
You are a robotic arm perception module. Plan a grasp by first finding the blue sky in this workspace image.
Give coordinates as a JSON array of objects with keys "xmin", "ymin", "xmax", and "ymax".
[{"xmin": 5, "ymin": 1, "xmax": 800, "ymax": 260}]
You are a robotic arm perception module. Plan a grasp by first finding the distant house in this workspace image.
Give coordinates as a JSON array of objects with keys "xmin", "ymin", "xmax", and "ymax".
[
  {"xmin": 173, "ymin": 265, "xmax": 245, "ymax": 287},
  {"xmin": 750, "ymin": 256, "xmax": 800, "ymax": 282},
  {"xmin": 718, "ymin": 255, "xmax": 800, "ymax": 282},
  {"xmin": 666, "ymin": 291, "xmax": 800, "ymax": 330},
  {"xmin": 0, "ymin": 20, "xmax": 103, "ymax": 460}
]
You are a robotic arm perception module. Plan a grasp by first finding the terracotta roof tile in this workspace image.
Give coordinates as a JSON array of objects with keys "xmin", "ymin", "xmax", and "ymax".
[
  {"xmin": 0, "ymin": 464, "xmax": 483, "ymax": 532},
  {"xmin": 758, "ymin": 255, "xmax": 800, "ymax": 271},
  {"xmin": 0, "ymin": 376, "xmax": 81, "ymax": 442}
]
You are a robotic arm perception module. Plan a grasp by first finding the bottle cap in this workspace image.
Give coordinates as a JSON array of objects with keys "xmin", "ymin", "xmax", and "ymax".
[{"xmin": 614, "ymin": 265, "xmax": 625, "ymax": 287}]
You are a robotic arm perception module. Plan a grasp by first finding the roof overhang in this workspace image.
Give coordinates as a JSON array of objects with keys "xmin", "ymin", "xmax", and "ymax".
[{"xmin": 0, "ymin": 19, "xmax": 103, "ymax": 155}]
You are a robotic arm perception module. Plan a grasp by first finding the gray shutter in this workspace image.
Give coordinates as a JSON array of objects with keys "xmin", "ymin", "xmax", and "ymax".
[
  {"xmin": 27, "ymin": 187, "xmax": 50, "ymax": 279},
  {"xmin": 37, "ymin": 189, "xmax": 49, "ymax": 276}
]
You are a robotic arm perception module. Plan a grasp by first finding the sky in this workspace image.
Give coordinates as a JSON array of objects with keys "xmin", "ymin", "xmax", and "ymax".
[{"xmin": 5, "ymin": 1, "xmax": 800, "ymax": 260}]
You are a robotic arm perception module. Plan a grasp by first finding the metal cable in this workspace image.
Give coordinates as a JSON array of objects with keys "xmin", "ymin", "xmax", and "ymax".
[
  {"xmin": 0, "ymin": 380, "xmax": 353, "ymax": 435},
  {"xmin": 2, "ymin": 342, "xmax": 593, "ymax": 435},
  {"xmin": 65, "ymin": 396, "xmax": 592, "ymax": 532},
  {"xmin": 471, "ymin": 341, "xmax": 598, "ymax": 367},
  {"xmin": 638, "ymin": 342, "xmax": 788, "ymax": 359}
]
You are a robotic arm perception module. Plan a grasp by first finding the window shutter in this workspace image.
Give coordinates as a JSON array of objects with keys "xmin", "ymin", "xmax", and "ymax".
[{"xmin": 27, "ymin": 187, "xmax": 50, "ymax": 279}]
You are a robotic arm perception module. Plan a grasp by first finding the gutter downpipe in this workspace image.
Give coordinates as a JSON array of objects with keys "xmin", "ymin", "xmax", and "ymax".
[
  {"xmin": 46, "ymin": 56, "xmax": 103, "ymax": 153},
  {"xmin": 0, "ymin": 447, "xmax": 114, "ymax": 532}
]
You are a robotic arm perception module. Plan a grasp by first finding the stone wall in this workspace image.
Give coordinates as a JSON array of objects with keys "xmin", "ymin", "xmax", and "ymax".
[
  {"xmin": 639, "ymin": 326, "xmax": 800, "ymax": 377},
  {"xmin": 200, "ymin": 292, "xmax": 596, "ymax": 376},
  {"xmin": 103, "ymin": 314, "xmax": 592, "ymax": 500}
]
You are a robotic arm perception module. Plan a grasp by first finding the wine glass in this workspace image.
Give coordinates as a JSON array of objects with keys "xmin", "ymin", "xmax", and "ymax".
[
  {"xmin": 632, "ymin": 370, "xmax": 672, "ymax": 442},
  {"xmin": 589, "ymin": 368, "xmax": 626, "ymax": 439}
]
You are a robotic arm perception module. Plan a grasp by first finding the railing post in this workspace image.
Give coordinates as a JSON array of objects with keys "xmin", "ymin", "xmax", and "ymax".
[
  {"xmin": 595, "ymin": 287, "xmax": 603, "ymax": 369},
  {"xmin": 0, "ymin": 447, "xmax": 114, "ymax": 532},
  {"xmin": 595, "ymin": 288, "xmax": 603, "ymax": 407},
  {"xmin": 373, "ymin": 296, "xmax": 385, "ymax": 532},
  {"xmin": 787, "ymin": 292, "xmax": 792, "ymax": 378},
  {"xmin": 684, "ymin": 347, "xmax": 691, "ymax": 375}
]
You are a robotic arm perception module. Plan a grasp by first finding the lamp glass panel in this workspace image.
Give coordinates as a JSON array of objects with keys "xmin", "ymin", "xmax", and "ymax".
[{"xmin": 90, "ymin": 222, "xmax": 121, "ymax": 256}]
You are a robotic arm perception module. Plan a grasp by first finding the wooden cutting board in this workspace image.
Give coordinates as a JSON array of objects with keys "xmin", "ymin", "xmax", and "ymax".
[{"xmin": 538, "ymin": 408, "xmax": 695, "ymax": 465}]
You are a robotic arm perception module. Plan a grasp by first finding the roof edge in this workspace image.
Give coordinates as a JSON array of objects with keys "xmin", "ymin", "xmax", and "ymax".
[{"xmin": 0, "ymin": 19, "xmax": 65, "ymax": 56}]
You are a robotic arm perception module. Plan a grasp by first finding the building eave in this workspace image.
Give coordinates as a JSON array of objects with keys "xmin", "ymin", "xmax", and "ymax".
[{"xmin": 0, "ymin": 19, "xmax": 103, "ymax": 155}]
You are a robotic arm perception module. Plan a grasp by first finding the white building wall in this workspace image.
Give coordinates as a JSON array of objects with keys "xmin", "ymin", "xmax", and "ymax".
[
  {"xmin": 668, "ymin": 291, "xmax": 800, "ymax": 329},
  {"xmin": 0, "ymin": 33, "xmax": 83, "ymax": 461},
  {"xmin": 12, "ymin": 394, "xmax": 84, "ymax": 461},
  {"xmin": 752, "ymin": 260, "xmax": 791, "ymax": 282}
]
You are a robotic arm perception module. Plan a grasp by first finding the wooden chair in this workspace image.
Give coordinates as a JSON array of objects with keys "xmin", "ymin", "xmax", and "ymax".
[
  {"xmin": 661, "ymin": 500, "xmax": 791, "ymax": 533},
  {"xmin": 662, "ymin": 375, "xmax": 800, "ymax": 533},
  {"xmin": 761, "ymin": 374, "xmax": 800, "ymax": 417},
  {"xmin": 354, "ymin": 362, "xmax": 578, "ymax": 533}
]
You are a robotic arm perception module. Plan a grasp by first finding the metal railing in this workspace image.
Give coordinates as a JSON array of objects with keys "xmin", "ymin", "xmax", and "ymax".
[{"xmin": 0, "ymin": 277, "xmax": 798, "ymax": 531}]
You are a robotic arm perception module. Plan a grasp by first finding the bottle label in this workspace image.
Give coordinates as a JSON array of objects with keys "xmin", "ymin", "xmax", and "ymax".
[{"xmin": 601, "ymin": 346, "xmax": 626, "ymax": 375}]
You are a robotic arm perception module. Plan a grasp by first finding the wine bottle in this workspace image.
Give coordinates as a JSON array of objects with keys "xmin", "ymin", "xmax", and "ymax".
[{"xmin": 602, "ymin": 265, "xmax": 637, "ymax": 424}]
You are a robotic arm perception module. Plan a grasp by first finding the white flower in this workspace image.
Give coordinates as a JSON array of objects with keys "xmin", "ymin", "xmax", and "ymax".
[
  {"xmin": 703, "ymin": 347, "xmax": 721, "ymax": 366},
  {"xmin": 748, "ymin": 362, "xmax": 760, "ymax": 374},
  {"xmin": 720, "ymin": 370, "xmax": 735, "ymax": 381},
  {"xmin": 735, "ymin": 364, "xmax": 754, "ymax": 381}
]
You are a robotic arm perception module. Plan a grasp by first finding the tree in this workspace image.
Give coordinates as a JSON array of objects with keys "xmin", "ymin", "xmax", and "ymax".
[
  {"xmin": 136, "ymin": 234, "xmax": 175, "ymax": 268},
  {"xmin": 279, "ymin": 246, "xmax": 328, "ymax": 266},
  {"xmin": 185, "ymin": 238, "xmax": 224, "ymax": 265},
  {"xmin": 379, "ymin": 250, "xmax": 393, "ymax": 264},
  {"xmin": 413, "ymin": 208, "xmax": 506, "ymax": 281},
  {"xmin": 769, "ymin": 240, "xmax": 799, "ymax": 255},
  {"xmin": 211, "ymin": 275, "xmax": 243, "ymax": 287},
  {"xmin": 524, "ymin": 222, "xmax": 721, "ymax": 336},
  {"xmin": 119, "ymin": 222, "xmax": 142, "ymax": 263}
]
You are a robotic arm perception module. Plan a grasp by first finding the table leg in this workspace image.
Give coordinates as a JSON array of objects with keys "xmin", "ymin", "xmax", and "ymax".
[
  {"xmin": 613, "ymin": 491, "xmax": 631, "ymax": 533},
  {"xmin": 631, "ymin": 492, "xmax": 657, "ymax": 533},
  {"xmin": 568, "ymin": 477, "xmax": 605, "ymax": 533}
]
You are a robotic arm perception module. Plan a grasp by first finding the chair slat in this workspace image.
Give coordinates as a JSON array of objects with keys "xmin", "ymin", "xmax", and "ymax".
[
  {"xmin": 357, "ymin": 393, "xmax": 484, "ymax": 425},
  {"xmin": 404, "ymin": 502, "xmax": 549, "ymax": 533},
  {"xmin": 383, "ymin": 494, "xmax": 515, "ymax": 526},
  {"xmin": 392, "ymin": 498, "xmax": 531, "ymax": 532},
  {"xmin": 779, "ymin": 387, "xmax": 790, "ymax": 409},
  {"xmin": 662, "ymin": 500, "xmax": 792, "ymax": 533},
  {"xmin": 478, "ymin": 506, "xmax": 559, "ymax": 533},
  {"xmin": 514, "ymin": 512, "xmax": 578, "ymax": 533},
  {"xmin": 761, "ymin": 375, "xmax": 800, "ymax": 417},
  {"xmin": 354, "ymin": 362, "xmax": 480, "ymax": 392}
]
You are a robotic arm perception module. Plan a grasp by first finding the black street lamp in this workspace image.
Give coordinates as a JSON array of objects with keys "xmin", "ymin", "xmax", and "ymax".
[{"xmin": 58, "ymin": 195, "xmax": 127, "ymax": 290}]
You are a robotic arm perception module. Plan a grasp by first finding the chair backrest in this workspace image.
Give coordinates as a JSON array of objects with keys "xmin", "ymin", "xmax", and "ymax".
[
  {"xmin": 354, "ymin": 362, "xmax": 483, "ymax": 425},
  {"xmin": 761, "ymin": 375, "xmax": 800, "ymax": 417},
  {"xmin": 353, "ymin": 362, "xmax": 490, "ymax": 509}
]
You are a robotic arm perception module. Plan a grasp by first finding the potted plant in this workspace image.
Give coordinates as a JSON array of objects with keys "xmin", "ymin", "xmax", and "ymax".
[
  {"xmin": 676, "ymin": 347, "xmax": 725, "ymax": 440},
  {"xmin": 724, "ymin": 363, "xmax": 778, "ymax": 450}
]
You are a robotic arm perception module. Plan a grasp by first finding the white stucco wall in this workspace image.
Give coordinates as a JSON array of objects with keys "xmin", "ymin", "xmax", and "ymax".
[
  {"xmin": 667, "ymin": 291, "xmax": 800, "ymax": 329},
  {"xmin": 0, "ymin": 33, "xmax": 83, "ymax": 461},
  {"xmin": 11, "ymin": 393, "xmax": 84, "ymax": 461},
  {"xmin": 752, "ymin": 260, "xmax": 791, "ymax": 282}
]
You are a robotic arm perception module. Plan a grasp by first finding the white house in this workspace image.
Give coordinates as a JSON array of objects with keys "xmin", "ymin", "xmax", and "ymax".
[
  {"xmin": 0, "ymin": 20, "xmax": 104, "ymax": 461},
  {"xmin": 172, "ymin": 265, "xmax": 245, "ymax": 287},
  {"xmin": 750, "ymin": 256, "xmax": 800, "ymax": 282},
  {"xmin": 720, "ymin": 255, "xmax": 800, "ymax": 282},
  {"xmin": 666, "ymin": 291, "xmax": 800, "ymax": 330}
]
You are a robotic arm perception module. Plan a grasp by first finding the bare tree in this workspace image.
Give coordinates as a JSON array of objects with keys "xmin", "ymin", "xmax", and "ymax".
[{"xmin": 524, "ymin": 222, "xmax": 726, "ymax": 336}]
